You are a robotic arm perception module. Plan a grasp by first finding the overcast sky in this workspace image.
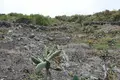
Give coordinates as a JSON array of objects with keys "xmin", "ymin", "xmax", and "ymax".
[{"xmin": 0, "ymin": 0, "xmax": 120, "ymax": 17}]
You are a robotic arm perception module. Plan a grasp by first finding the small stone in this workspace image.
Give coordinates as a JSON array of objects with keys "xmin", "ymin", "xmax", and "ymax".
[
  {"xmin": 24, "ymin": 46, "xmax": 29, "ymax": 50},
  {"xmin": 8, "ymin": 30, "xmax": 13, "ymax": 33},
  {"xmin": 47, "ymin": 37, "xmax": 54, "ymax": 41},
  {"xmin": 68, "ymin": 71, "xmax": 74, "ymax": 77},
  {"xmin": 0, "ymin": 78, "xmax": 4, "ymax": 80},
  {"xmin": 29, "ymin": 33, "xmax": 35, "ymax": 38},
  {"xmin": 34, "ymin": 36, "xmax": 40, "ymax": 41}
]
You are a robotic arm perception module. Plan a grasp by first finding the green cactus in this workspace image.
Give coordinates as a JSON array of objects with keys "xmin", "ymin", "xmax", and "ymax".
[
  {"xmin": 44, "ymin": 45, "xmax": 49, "ymax": 58},
  {"xmin": 73, "ymin": 75, "xmax": 79, "ymax": 80},
  {"xmin": 31, "ymin": 45, "xmax": 62, "ymax": 74},
  {"xmin": 47, "ymin": 50, "xmax": 61, "ymax": 60},
  {"xmin": 31, "ymin": 56, "xmax": 41, "ymax": 65},
  {"xmin": 35, "ymin": 62, "xmax": 47, "ymax": 73}
]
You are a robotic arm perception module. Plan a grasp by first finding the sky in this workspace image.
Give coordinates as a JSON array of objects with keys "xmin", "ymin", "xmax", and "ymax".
[{"xmin": 0, "ymin": 0, "xmax": 120, "ymax": 17}]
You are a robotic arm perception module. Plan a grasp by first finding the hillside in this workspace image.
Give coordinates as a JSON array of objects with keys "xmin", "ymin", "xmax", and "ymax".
[{"xmin": 0, "ymin": 10, "xmax": 120, "ymax": 80}]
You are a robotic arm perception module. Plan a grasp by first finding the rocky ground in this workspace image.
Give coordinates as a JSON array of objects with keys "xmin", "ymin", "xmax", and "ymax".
[{"xmin": 0, "ymin": 21, "xmax": 120, "ymax": 80}]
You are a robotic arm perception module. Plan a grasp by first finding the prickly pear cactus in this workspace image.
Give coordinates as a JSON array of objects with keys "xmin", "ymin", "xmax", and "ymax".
[
  {"xmin": 73, "ymin": 75, "xmax": 79, "ymax": 80},
  {"xmin": 31, "ymin": 45, "xmax": 62, "ymax": 73}
]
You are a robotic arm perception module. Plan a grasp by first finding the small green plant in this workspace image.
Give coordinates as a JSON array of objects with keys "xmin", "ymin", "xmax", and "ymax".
[
  {"xmin": 88, "ymin": 39, "xmax": 94, "ymax": 48},
  {"xmin": 0, "ymin": 29, "xmax": 8, "ymax": 34},
  {"xmin": 106, "ymin": 68, "xmax": 118, "ymax": 80},
  {"xmin": 31, "ymin": 45, "xmax": 62, "ymax": 79},
  {"xmin": 107, "ymin": 39, "xmax": 116, "ymax": 48},
  {"xmin": 104, "ymin": 64, "xmax": 118, "ymax": 80},
  {"xmin": 73, "ymin": 75, "xmax": 79, "ymax": 80}
]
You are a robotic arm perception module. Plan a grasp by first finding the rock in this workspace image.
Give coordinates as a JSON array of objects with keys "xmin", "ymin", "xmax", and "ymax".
[
  {"xmin": 34, "ymin": 36, "xmax": 40, "ymax": 41},
  {"xmin": 108, "ymin": 49, "xmax": 114, "ymax": 54},
  {"xmin": 47, "ymin": 37, "xmax": 54, "ymax": 41},
  {"xmin": 0, "ymin": 21, "xmax": 11, "ymax": 27},
  {"xmin": 24, "ymin": 46, "xmax": 29, "ymax": 50},
  {"xmin": 12, "ymin": 33, "xmax": 22, "ymax": 38},
  {"xmin": 7, "ymin": 30, "xmax": 13, "ymax": 33},
  {"xmin": 29, "ymin": 44, "xmax": 36, "ymax": 48},
  {"xmin": 29, "ymin": 24, "xmax": 37, "ymax": 29},
  {"xmin": 15, "ymin": 25, "xmax": 22, "ymax": 30},
  {"xmin": 63, "ymin": 43, "xmax": 90, "ymax": 49},
  {"xmin": 29, "ymin": 33, "xmax": 35, "ymax": 38},
  {"xmin": 80, "ymin": 43, "xmax": 90, "ymax": 49},
  {"xmin": 0, "ymin": 35, "xmax": 5, "ymax": 39},
  {"xmin": 0, "ymin": 78, "xmax": 5, "ymax": 80},
  {"xmin": 39, "ymin": 26, "xmax": 48, "ymax": 31}
]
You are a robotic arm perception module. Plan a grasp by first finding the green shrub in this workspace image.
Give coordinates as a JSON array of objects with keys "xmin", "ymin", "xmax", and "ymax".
[{"xmin": 15, "ymin": 17, "xmax": 32, "ymax": 24}]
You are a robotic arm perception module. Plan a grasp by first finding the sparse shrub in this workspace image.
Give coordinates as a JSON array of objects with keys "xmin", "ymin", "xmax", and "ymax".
[
  {"xmin": 82, "ymin": 26, "xmax": 94, "ymax": 34},
  {"xmin": 0, "ymin": 29, "xmax": 8, "ymax": 34},
  {"xmin": 105, "ymin": 66, "xmax": 118, "ymax": 80},
  {"xmin": 15, "ymin": 17, "xmax": 32, "ymax": 24},
  {"xmin": 34, "ymin": 15, "xmax": 51, "ymax": 26},
  {"xmin": 88, "ymin": 39, "xmax": 94, "ymax": 48},
  {"xmin": 107, "ymin": 39, "xmax": 116, "ymax": 48}
]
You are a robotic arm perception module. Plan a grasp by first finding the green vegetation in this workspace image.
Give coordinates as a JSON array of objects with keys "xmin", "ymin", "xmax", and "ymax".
[
  {"xmin": 55, "ymin": 9, "xmax": 120, "ymax": 23},
  {"xmin": 0, "ymin": 13, "xmax": 57, "ymax": 26},
  {"xmin": 31, "ymin": 45, "xmax": 62, "ymax": 80},
  {"xmin": 1, "ymin": 9, "xmax": 120, "ymax": 26},
  {"xmin": 0, "ymin": 29, "xmax": 8, "ymax": 40},
  {"xmin": 73, "ymin": 75, "xmax": 79, "ymax": 80},
  {"xmin": 0, "ymin": 29, "xmax": 8, "ymax": 34}
]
